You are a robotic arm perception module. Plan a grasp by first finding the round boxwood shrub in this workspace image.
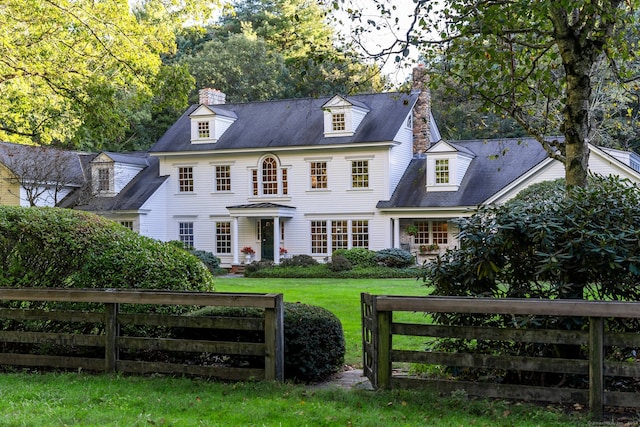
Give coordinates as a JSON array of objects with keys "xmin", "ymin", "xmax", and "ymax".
[
  {"xmin": 375, "ymin": 247, "xmax": 414, "ymax": 268},
  {"xmin": 183, "ymin": 302, "xmax": 345, "ymax": 383},
  {"xmin": 280, "ymin": 254, "xmax": 318, "ymax": 267},
  {"xmin": 328, "ymin": 254, "xmax": 352, "ymax": 272},
  {"xmin": 333, "ymin": 248, "xmax": 377, "ymax": 267}
]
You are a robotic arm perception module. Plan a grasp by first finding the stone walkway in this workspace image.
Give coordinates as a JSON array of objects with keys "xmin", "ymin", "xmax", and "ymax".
[{"xmin": 310, "ymin": 368, "xmax": 373, "ymax": 390}]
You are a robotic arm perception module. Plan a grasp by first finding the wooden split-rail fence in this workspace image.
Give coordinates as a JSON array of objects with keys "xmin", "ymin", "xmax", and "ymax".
[
  {"xmin": 0, "ymin": 288, "xmax": 284, "ymax": 381},
  {"xmin": 361, "ymin": 293, "xmax": 640, "ymax": 420}
]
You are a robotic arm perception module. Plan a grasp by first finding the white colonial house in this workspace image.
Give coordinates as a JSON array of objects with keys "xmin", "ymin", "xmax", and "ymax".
[{"xmin": 4, "ymin": 68, "xmax": 640, "ymax": 268}]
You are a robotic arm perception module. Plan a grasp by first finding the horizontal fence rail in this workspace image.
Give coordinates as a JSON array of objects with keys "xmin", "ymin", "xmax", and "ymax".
[
  {"xmin": 0, "ymin": 288, "xmax": 284, "ymax": 382},
  {"xmin": 362, "ymin": 293, "xmax": 640, "ymax": 420}
]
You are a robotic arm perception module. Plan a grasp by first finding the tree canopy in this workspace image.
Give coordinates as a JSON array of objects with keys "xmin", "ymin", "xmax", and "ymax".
[
  {"xmin": 0, "ymin": 0, "xmax": 218, "ymax": 149},
  {"xmin": 344, "ymin": 0, "xmax": 640, "ymax": 188}
]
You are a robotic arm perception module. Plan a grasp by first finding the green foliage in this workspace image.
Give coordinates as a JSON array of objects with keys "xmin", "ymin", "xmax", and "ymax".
[
  {"xmin": 182, "ymin": 302, "xmax": 345, "ymax": 382},
  {"xmin": 189, "ymin": 250, "xmax": 221, "ymax": 273},
  {"xmin": 332, "ymin": 247, "xmax": 377, "ymax": 267},
  {"xmin": 280, "ymin": 254, "xmax": 318, "ymax": 268},
  {"xmin": 245, "ymin": 263, "xmax": 419, "ymax": 279},
  {"xmin": 283, "ymin": 303, "xmax": 345, "ymax": 382},
  {"xmin": 420, "ymin": 175, "xmax": 640, "ymax": 385},
  {"xmin": 0, "ymin": 206, "xmax": 214, "ymax": 291},
  {"xmin": 375, "ymin": 248, "xmax": 415, "ymax": 268},
  {"xmin": 328, "ymin": 255, "xmax": 352, "ymax": 272}
]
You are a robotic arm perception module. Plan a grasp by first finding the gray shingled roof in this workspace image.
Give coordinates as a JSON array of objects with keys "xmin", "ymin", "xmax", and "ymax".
[
  {"xmin": 149, "ymin": 91, "xmax": 420, "ymax": 153},
  {"xmin": 59, "ymin": 154, "xmax": 167, "ymax": 211},
  {"xmin": 0, "ymin": 141, "xmax": 86, "ymax": 186},
  {"xmin": 377, "ymin": 138, "xmax": 551, "ymax": 208}
]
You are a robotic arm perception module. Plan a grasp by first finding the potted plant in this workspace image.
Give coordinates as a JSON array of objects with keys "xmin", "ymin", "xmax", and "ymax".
[
  {"xmin": 280, "ymin": 247, "xmax": 288, "ymax": 257},
  {"xmin": 406, "ymin": 224, "xmax": 418, "ymax": 237},
  {"xmin": 241, "ymin": 246, "xmax": 255, "ymax": 263},
  {"xmin": 419, "ymin": 244, "xmax": 440, "ymax": 254}
]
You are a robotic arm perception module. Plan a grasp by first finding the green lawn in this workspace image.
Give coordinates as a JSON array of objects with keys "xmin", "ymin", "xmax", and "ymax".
[
  {"xmin": 0, "ymin": 372, "xmax": 586, "ymax": 426},
  {"xmin": 214, "ymin": 277, "xmax": 429, "ymax": 366}
]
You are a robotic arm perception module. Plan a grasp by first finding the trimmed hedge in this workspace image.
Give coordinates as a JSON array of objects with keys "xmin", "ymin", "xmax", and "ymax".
[
  {"xmin": 184, "ymin": 302, "xmax": 345, "ymax": 383},
  {"xmin": 0, "ymin": 206, "xmax": 214, "ymax": 291}
]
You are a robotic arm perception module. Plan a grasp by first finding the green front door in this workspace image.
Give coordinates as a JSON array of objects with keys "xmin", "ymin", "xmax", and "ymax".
[{"xmin": 261, "ymin": 219, "xmax": 274, "ymax": 260}]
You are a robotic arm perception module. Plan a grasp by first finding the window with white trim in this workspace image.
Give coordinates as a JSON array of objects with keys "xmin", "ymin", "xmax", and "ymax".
[
  {"xmin": 332, "ymin": 113, "xmax": 345, "ymax": 131},
  {"xmin": 250, "ymin": 156, "xmax": 288, "ymax": 197},
  {"xmin": 120, "ymin": 221, "xmax": 133, "ymax": 230},
  {"xmin": 178, "ymin": 167, "xmax": 194, "ymax": 192},
  {"xmin": 215, "ymin": 221, "xmax": 231, "ymax": 254},
  {"xmin": 311, "ymin": 220, "xmax": 327, "ymax": 254},
  {"xmin": 310, "ymin": 161, "xmax": 327, "ymax": 189},
  {"xmin": 215, "ymin": 165, "xmax": 231, "ymax": 192},
  {"xmin": 331, "ymin": 220, "xmax": 348, "ymax": 251},
  {"xmin": 97, "ymin": 168, "xmax": 111, "ymax": 192},
  {"xmin": 435, "ymin": 159, "xmax": 449, "ymax": 184},
  {"xmin": 413, "ymin": 220, "xmax": 448, "ymax": 246},
  {"xmin": 351, "ymin": 160, "xmax": 369, "ymax": 188},
  {"xmin": 198, "ymin": 121, "xmax": 210, "ymax": 138},
  {"xmin": 352, "ymin": 220, "xmax": 369, "ymax": 248},
  {"xmin": 179, "ymin": 222, "xmax": 194, "ymax": 248}
]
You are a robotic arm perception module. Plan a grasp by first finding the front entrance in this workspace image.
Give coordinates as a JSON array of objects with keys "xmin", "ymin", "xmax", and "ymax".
[{"xmin": 260, "ymin": 219, "xmax": 274, "ymax": 260}]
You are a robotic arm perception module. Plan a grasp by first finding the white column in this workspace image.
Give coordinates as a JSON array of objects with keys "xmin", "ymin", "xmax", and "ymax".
[
  {"xmin": 232, "ymin": 216, "xmax": 239, "ymax": 265},
  {"xmin": 274, "ymin": 216, "xmax": 281, "ymax": 264},
  {"xmin": 393, "ymin": 217, "xmax": 400, "ymax": 248}
]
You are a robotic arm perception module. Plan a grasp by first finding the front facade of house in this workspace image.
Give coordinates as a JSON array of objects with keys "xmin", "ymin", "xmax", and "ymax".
[{"xmin": 4, "ymin": 68, "xmax": 640, "ymax": 268}]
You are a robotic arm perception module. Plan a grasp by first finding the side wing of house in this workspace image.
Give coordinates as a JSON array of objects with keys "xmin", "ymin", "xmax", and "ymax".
[{"xmin": 0, "ymin": 162, "xmax": 20, "ymax": 206}]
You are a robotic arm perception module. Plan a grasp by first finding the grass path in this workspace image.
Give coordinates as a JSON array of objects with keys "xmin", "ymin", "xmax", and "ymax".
[{"xmin": 214, "ymin": 277, "xmax": 428, "ymax": 366}]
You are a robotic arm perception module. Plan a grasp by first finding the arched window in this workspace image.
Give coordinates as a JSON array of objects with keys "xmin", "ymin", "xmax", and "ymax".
[
  {"xmin": 262, "ymin": 157, "xmax": 278, "ymax": 195},
  {"xmin": 251, "ymin": 155, "xmax": 288, "ymax": 197}
]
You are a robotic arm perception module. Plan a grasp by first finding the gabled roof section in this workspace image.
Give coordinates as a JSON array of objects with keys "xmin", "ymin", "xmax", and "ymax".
[
  {"xmin": 0, "ymin": 141, "xmax": 86, "ymax": 186},
  {"xmin": 95, "ymin": 151, "xmax": 150, "ymax": 167},
  {"xmin": 59, "ymin": 154, "xmax": 167, "ymax": 211},
  {"xmin": 149, "ymin": 91, "xmax": 419, "ymax": 154},
  {"xmin": 321, "ymin": 95, "xmax": 370, "ymax": 111},
  {"xmin": 377, "ymin": 138, "xmax": 550, "ymax": 209},
  {"xmin": 189, "ymin": 104, "xmax": 238, "ymax": 120}
]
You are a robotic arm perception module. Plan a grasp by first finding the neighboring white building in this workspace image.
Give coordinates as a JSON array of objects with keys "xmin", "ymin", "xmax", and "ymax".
[{"xmin": 6, "ymin": 68, "xmax": 640, "ymax": 268}]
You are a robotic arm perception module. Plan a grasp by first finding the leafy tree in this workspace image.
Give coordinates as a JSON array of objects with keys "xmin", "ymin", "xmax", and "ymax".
[
  {"xmin": 180, "ymin": 33, "xmax": 290, "ymax": 103},
  {"xmin": 0, "ymin": 0, "xmax": 217, "ymax": 149},
  {"xmin": 344, "ymin": 0, "xmax": 640, "ymax": 188},
  {"xmin": 422, "ymin": 175, "xmax": 640, "ymax": 301}
]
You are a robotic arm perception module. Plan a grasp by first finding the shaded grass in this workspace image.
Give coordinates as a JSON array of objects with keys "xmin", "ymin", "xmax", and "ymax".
[
  {"xmin": 0, "ymin": 372, "xmax": 587, "ymax": 426},
  {"xmin": 214, "ymin": 277, "xmax": 428, "ymax": 366}
]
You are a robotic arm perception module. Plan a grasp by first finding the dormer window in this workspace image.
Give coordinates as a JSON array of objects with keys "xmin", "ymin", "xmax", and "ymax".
[
  {"xmin": 189, "ymin": 104, "xmax": 237, "ymax": 144},
  {"xmin": 198, "ymin": 121, "xmax": 210, "ymax": 139},
  {"xmin": 322, "ymin": 95, "xmax": 369, "ymax": 137},
  {"xmin": 435, "ymin": 159, "xmax": 449, "ymax": 184},
  {"xmin": 426, "ymin": 141, "xmax": 475, "ymax": 192},
  {"xmin": 97, "ymin": 168, "xmax": 111, "ymax": 192},
  {"xmin": 332, "ymin": 113, "xmax": 346, "ymax": 132}
]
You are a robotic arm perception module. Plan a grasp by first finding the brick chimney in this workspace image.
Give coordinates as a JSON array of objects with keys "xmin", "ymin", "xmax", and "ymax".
[
  {"xmin": 199, "ymin": 88, "xmax": 226, "ymax": 105},
  {"xmin": 412, "ymin": 66, "xmax": 431, "ymax": 155}
]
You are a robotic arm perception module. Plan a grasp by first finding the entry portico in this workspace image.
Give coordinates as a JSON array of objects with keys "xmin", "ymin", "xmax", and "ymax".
[{"xmin": 226, "ymin": 202, "xmax": 295, "ymax": 264}]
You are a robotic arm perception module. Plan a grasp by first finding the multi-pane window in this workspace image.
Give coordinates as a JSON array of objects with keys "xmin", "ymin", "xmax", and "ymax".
[
  {"xmin": 412, "ymin": 220, "xmax": 448, "ymax": 246},
  {"xmin": 178, "ymin": 167, "xmax": 194, "ymax": 192},
  {"xmin": 351, "ymin": 160, "xmax": 369, "ymax": 188},
  {"xmin": 331, "ymin": 220, "xmax": 348, "ymax": 251},
  {"xmin": 216, "ymin": 221, "xmax": 231, "ymax": 254},
  {"xmin": 179, "ymin": 222, "xmax": 194, "ymax": 248},
  {"xmin": 215, "ymin": 165, "xmax": 231, "ymax": 192},
  {"xmin": 414, "ymin": 221, "xmax": 430, "ymax": 245},
  {"xmin": 310, "ymin": 161, "xmax": 327, "ymax": 189},
  {"xmin": 432, "ymin": 221, "xmax": 448, "ymax": 245},
  {"xmin": 251, "ymin": 157, "xmax": 288, "ymax": 196},
  {"xmin": 97, "ymin": 168, "xmax": 110, "ymax": 192},
  {"xmin": 120, "ymin": 221, "xmax": 133, "ymax": 230},
  {"xmin": 311, "ymin": 220, "xmax": 327, "ymax": 254},
  {"xmin": 435, "ymin": 159, "xmax": 450, "ymax": 184},
  {"xmin": 198, "ymin": 121, "xmax": 210, "ymax": 138},
  {"xmin": 262, "ymin": 157, "xmax": 278, "ymax": 195},
  {"xmin": 332, "ymin": 113, "xmax": 345, "ymax": 131},
  {"xmin": 352, "ymin": 220, "xmax": 369, "ymax": 248}
]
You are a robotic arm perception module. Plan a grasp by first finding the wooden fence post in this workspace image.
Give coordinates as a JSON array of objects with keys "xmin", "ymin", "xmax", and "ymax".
[
  {"xmin": 589, "ymin": 316, "xmax": 604, "ymax": 421},
  {"xmin": 264, "ymin": 294, "xmax": 284, "ymax": 381},
  {"xmin": 375, "ymin": 297, "xmax": 392, "ymax": 389},
  {"xmin": 104, "ymin": 302, "xmax": 119, "ymax": 373}
]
